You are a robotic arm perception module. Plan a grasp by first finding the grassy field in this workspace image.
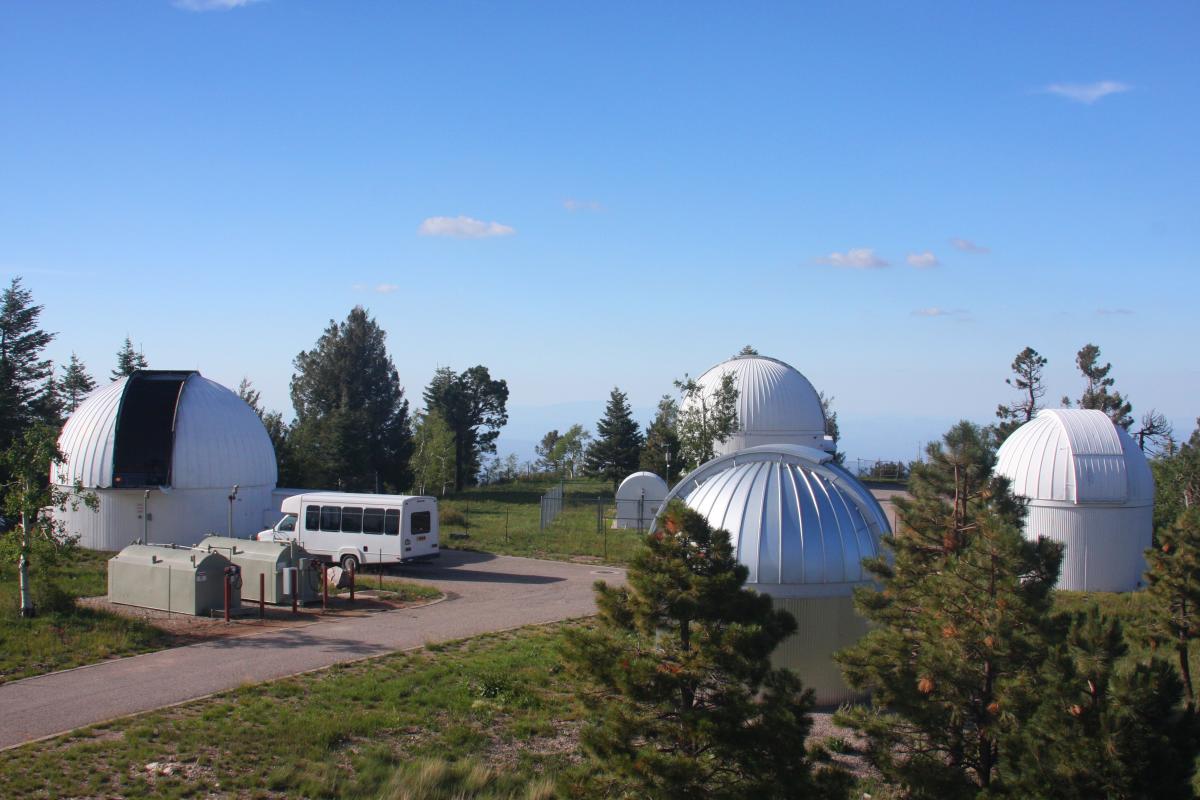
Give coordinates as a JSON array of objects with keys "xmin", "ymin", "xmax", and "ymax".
[
  {"xmin": 0, "ymin": 622, "xmax": 586, "ymax": 800},
  {"xmin": 0, "ymin": 549, "xmax": 175, "ymax": 684},
  {"xmin": 437, "ymin": 477, "xmax": 651, "ymax": 564}
]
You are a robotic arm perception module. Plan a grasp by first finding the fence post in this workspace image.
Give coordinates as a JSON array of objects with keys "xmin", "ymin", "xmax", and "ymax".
[
  {"xmin": 379, "ymin": 550, "xmax": 383, "ymax": 591},
  {"xmin": 505, "ymin": 509, "xmax": 509, "ymax": 544}
]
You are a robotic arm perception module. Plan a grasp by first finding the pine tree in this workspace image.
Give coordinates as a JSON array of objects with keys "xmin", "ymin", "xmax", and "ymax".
[
  {"xmin": 584, "ymin": 387, "xmax": 644, "ymax": 490},
  {"xmin": 836, "ymin": 421, "xmax": 1063, "ymax": 797},
  {"xmin": 289, "ymin": 307, "xmax": 413, "ymax": 491},
  {"xmin": 1153, "ymin": 420, "xmax": 1200, "ymax": 532},
  {"xmin": 422, "ymin": 365, "xmax": 509, "ymax": 491},
  {"xmin": 535, "ymin": 429, "xmax": 561, "ymax": 473},
  {"xmin": 1076, "ymin": 343, "xmax": 1133, "ymax": 429},
  {"xmin": 111, "ymin": 337, "xmax": 148, "ymax": 380},
  {"xmin": 995, "ymin": 346, "xmax": 1048, "ymax": 442},
  {"xmin": 1003, "ymin": 607, "xmax": 1196, "ymax": 798},
  {"xmin": 640, "ymin": 394, "xmax": 682, "ymax": 484},
  {"xmin": 0, "ymin": 277, "xmax": 56, "ymax": 454},
  {"xmin": 563, "ymin": 501, "xmax": 849, "ymax": 799},
  {"xmin": 59, "ymin": 353, "xmax": 96, "ymax": 414},
  {"xmin": 1145, "ymin": 507, "xmax": 1200, "ymax": 710}
]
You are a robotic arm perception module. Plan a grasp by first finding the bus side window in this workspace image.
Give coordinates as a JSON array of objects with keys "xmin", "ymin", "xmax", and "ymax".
[
  {"xmin": 362, "ymin": 508, "xmax": 384, "ymax": 534},
  {"xmin": 385, "ymin": 509, "xmax": 400, "ymax": 536},
  {"xmin": 320, "ymin": 506, "xmax": 341, "ymax": 532},
  {"xmin": 411, "ymin": 511, "xmax": 432, "ymax": 535},
  {"xmin": 305, "ymin": 506, "xmax": 321, "ymax": 532},
  {"xmin": 341, "ymin": 507, "xmax": 363, "ymax": 533}
]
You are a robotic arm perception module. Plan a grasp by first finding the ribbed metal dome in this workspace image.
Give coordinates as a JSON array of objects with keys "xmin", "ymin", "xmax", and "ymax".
[
  {"xmin": 56, "ymin": 371, "xmax": 278, "ymax": 490},
  {"xmin": 683, "ymin": 355, "xmax": 829, "ymax": 456},
  {"xmin": 995, "ymin": 409, "xmax": 1153, "ymax": 507},
  {"xmin": 660, "ymin": 445, "xmax": 888, "ymax": 596}
]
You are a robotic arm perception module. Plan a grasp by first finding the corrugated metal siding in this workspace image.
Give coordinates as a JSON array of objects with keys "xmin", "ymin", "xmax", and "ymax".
[
  {"xmin": 54, "ymin": 379, "xmax": 128, "ymax": 487},
  {"xmin": 996, "ymin": 409, "xmax": 1153, "ymax": 507},
  {"xmin": 771, "ymin": 595, "xmax": 868, "ymax": 707},
  {"xmin": 56, "ymin": 486, "xmax": 275, "ymax": 551},
  {"xmin": 666, "ymin": 446, "xmax": 889, "ymax": 588},
  {"xmin": 687, "ymin": 355, "xmax": 827, "ymax": 456},
  {"xmin": 172, "ymin": 375, "xmax": 277, "ymax": 489},
  {"xmin": 1024, "ymin": 503, "xmax": 1152, "ymax": 592}
]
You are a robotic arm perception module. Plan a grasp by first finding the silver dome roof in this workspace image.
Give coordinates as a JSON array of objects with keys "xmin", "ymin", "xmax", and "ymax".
[{"xmin": 660, "ymin": 445, "xmax": 889, "ymax": 596}]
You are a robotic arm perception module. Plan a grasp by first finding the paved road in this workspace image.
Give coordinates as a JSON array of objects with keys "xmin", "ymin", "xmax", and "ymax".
[{"xmin": 0, "ymin": 551, "xmax": 625, "ymax": 750}]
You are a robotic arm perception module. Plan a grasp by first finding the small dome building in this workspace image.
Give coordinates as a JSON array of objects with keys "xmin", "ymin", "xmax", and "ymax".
[
  {"xmin": 657, "ymin": 444, "xmax": 889, "ymax": 705},
  {"xmin": 614, "ymin": 471, "xmax": 668, "ymax": 529},
  {"xmin": 994, "ymin": 408, "xmax": 1154, "ymax": 592},
  {"xmin": 54, "ymin": 370, "xmax": 278, "ymax": 551},
  {"xmin": 682, "ymin": 355, "xmax": 831, "ymax": 457}
]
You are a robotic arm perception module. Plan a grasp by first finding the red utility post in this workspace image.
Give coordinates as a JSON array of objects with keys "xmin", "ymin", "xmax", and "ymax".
[
  {"xmin": 292, "ymin": 571, "xmax": 298, "ymax": 614},
  {"xmin": 349, "ymin": 562, "xmax": 355, "ymax": 603},
  {"xmin": 322, "ymin": 563, "xmax": 328, "ymax": 610}
]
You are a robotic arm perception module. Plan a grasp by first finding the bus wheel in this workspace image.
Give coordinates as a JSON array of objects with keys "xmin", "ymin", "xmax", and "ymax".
[{"xmin": 341, "ymin": 554, "xmax": 359, "ymax": 574}]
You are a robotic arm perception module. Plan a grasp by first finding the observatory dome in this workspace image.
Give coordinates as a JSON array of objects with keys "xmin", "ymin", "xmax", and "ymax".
[
  {"xmin": 683, "ymin": 355, "xmax": 829, "ymax": 457},
  {"xmin": 614, "ymin": 471, "xmax": 668, "ymax": 529},
  {"xmin": 995, "ymin": 409, "xmax": 1154, "ymax": 592},
  {"xmin": 658, "ymin": 444, "xmax": 889, "ymax": 704},
  {"xmin": 57, "ymin": 371, "xmax": 277, "ymax": 490},
  {"xmin": 54, "ymin": 371, "xmax": 278, "ymax": 550}
]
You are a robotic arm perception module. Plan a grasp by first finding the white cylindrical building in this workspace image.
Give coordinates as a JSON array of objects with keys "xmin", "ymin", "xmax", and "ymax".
[
  {"xmin": 682, "ymin": 354, "xmax": 831, "ymax": 457},
  {"xmin": 994, "ymin": 409, "xmax": 1154, "ymax": 592},
  {"xmin": 658, "ymin": 444, "xmax": 889, "ymax": 705},
  {"xmin": 614, "ymin": 471, "xmax": 668, "ymax": 529},
  {"xmin": 54, "ymin": 371, "xmax": 279, "ymax": 551}
]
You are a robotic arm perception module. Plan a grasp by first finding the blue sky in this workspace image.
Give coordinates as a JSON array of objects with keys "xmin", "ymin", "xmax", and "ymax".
[{"xmin": 2, "ymin": 1, "xmax": 1197, "ymax": 462}]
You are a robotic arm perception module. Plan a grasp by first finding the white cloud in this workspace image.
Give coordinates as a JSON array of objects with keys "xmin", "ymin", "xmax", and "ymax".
[
  {"xmin": 352, "ymin": 283, "xmax": 402, "ymax": 294},
  {"xmin": 949, "ymin": 237, "xmax": 990, "ymax": 254},
  {"xmin": 1044, "ymin": 81, "xmax": 1131, "ymax": 105},
  {"xmin": 418, "ymin": 216, "xmax": 515, "ymax": 239},
  {"xmin": 173, "ymin": 0, "xmax": 260, "ymax": 11},
  {"xmin": 563, "ymin": 198, "xmax": 603, "ymax": 212},
  {"xmin": 1097, "ymin": 307, "xmax": 1134, "ymax": 316},
  {"xmin": 912, "ymin": 307, "xmax": 968, "ymax": 318},
  {"xmin": 906, "ymin": 251, "xmax": 940, "ymax": 269},
  {"xmin": 817, "ymin": 248, "xmax": 889, "ymax": 269}
]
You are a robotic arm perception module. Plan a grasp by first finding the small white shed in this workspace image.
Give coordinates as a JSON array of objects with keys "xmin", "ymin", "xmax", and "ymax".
[
  {"xmin": 994, "ymin": 409, "xmax": 1155, "ymax": 592},
  {"xmin": 614, "ymin": 471, "xmax": 668, "ymax": 529}
]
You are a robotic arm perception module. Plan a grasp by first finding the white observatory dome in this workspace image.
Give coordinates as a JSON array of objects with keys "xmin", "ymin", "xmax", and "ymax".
[
  {"xmin": 658, "ymin": 444, "xmax": 889, "ymax": 704},
  {"xmin": 614, "ymin": 471, "xmax": 668, "ymax": 529},
  {"xmin": 54, "ymin": 371, "xmax": 278, "ymax": 550},
  {"xmin": 683, "ymin": 355, "xmax": 829, "ymax": 457},
  {"xmin": 995, "ymin": 409, "xmax": 1154, "ymax": 592}
]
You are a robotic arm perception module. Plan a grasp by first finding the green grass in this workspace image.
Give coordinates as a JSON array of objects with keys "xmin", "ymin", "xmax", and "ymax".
[
  {"xmin": 339, "ymin": 575, "xmax": 444, "ymax": 603},
  {"xmin": 0, "ymin": 622, "xmax": 589, "ymax": 800},
  {"xmin": 0, "ymin": 550, "xmax": 175, "ymax": 684},
  {"xmin": 437, "ymin": 477, "xmax": 650, "ymax": 564}
]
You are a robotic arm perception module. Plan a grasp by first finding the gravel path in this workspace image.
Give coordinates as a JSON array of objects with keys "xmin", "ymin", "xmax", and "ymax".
[{"xmin": 0, "ymin": 550, "xmax": 624, "ymax": 750}]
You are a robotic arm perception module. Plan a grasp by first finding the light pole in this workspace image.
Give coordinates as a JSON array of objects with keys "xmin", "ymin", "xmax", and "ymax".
[{"xmin": 227, "ymin": 484, "xmax": 239, "ymax": 537}]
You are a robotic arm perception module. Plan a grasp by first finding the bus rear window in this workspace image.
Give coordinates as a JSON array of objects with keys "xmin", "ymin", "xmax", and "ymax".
[
  {"xmin": 411, "ymin": 511, "xmax": 432, "ymax": 535},
  {"xmin": 385, "ymin": 509, "xmax": 400, "ymax": 535},
  {"xmin": 305, "ymin": 506, "xmax": 320, "ymax": 531}
]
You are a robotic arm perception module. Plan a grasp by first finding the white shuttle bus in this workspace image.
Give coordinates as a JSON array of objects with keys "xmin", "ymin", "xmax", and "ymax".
[{"xmin": 258, "ymin": 492, "xmax": 439, "ymax": 572}]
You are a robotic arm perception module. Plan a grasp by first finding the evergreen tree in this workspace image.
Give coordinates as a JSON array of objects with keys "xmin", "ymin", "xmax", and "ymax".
[
  {"xmin": 59, "ymin": 353, "xmax": 96, "ymax": 414},
  {"xmin": 1153, "ymin": 420, "xmax": 1200, "ymax": 532},
  {"xmin": 0, "ymin": 277, "xmax": 56, "ymax": 455},
  {"xmin": 640, "ymin": 394, "xmax": 682, "ymax": 484},
  {"xmin": 736, "ymin": 344, "xmax": 759, "ymax": 356},
  {"xmin": 289, "ymin": 307, "xmax": 413, "ymax": 491},
  {"xmin": 836, "ymin": 421, "xmax": 1063, "ymax": 797},
  {"xmin": 584, "ymin": 387, "xmax": 644, "ymax": 490},
  {"xmin": 423, "ymin": 365, "xmax": 509, "ymax": 491},
  {"xmin": 237, "ymin": 377, "xmax": 297, "ymax": 487},
  {"xmin": 563, "ymin": 501, "xmax": 849, "ymax": 799},
  {"xmin": 819, "ymin": 391, "xmax": 844, "ymax": 465},
  {"xmin": 410, "ymin": 410, "xmax": 456, "ymax": 496},
  {"xmin": 674, "ymin": 372, "xmax": 739, "ymax": 471},
  {"xmin": 995, "ymin": 346, "xmax": 1048, "ymax": 442},
  {"xmin": 1145, "ymin": 507, "xmax": 1200, "ymax": 710},
  {"xmin": 111, "ymin": 336, "xmax": 148, "ymax": 380},
  {"xmin": 1076, "ymin": 343, "xmax": 1133, "ymax": 429},
  {"xmin": 535, "ymin": 429, "xmax": 561, "ymax": 473},
  {"xmin": 1004, "ymin": 607, "xmax": 1195, "ymax": 798}
]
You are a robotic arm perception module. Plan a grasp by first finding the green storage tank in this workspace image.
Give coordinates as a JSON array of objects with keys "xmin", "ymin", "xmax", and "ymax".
[
  {"xmin": 108, "ymin": 544, "xmax": 239, "ymax": 616},
  {"xmin": 198, "ymin": 536, "xmax": 320, "ymax": 606}
]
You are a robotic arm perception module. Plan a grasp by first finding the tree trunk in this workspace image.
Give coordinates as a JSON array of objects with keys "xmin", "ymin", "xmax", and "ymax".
[{"xmin": 18, "ymin": 506, "xmax": 35, "ymax": 618}]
